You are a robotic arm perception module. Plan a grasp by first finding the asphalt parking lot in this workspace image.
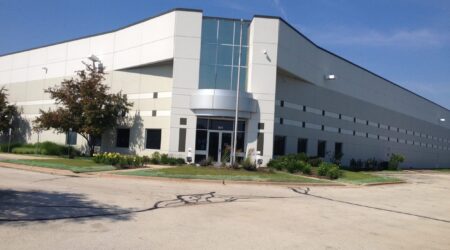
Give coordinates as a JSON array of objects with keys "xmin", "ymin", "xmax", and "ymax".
[{"xmin": 1, "ymin": 167, "xmax": 449, "ymax": 250}]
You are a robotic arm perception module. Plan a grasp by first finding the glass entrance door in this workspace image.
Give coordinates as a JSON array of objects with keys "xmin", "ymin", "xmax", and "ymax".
[{"xmin": 207, "ymin": 131, "xmax": 232, "ymax": 162}]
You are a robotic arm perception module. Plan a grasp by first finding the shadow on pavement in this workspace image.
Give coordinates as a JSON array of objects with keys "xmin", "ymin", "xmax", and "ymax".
[{"xmin": 0, "ymin": 189, "xmax": 131, "ymax": 223}]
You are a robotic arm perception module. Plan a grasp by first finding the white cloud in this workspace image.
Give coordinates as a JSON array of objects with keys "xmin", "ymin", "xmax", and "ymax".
[{"xmin": 303, "ymin": 26, "xmax": 449, "ymax": 48}]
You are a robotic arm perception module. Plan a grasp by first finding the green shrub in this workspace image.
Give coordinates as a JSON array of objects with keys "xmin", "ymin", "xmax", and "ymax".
[
  {"xmin": 388, "ymin": 154, "xmax": 405, "ymax": 170},
  {"xmin": 150, "ymin": 152, "xmax": 161, "ymax": 164},
  {"xmin": 160, "ymin": 154, "xmax": 169, "ymax": 165},
  {"xmin": 0, "ymin": 143, "xmax": 24, "ymax": 152},
  {"xmin": 286, "ymin": 161, "xmax": 305, "ymax": 173},
  {"xmin": 142, "ymin": 155, "xmax": 151, "ymax": 164},
  {"xmin": 242, "ymin": 157, "xmax": 257, "ymax": 171},
  {"xmin": 175, "ymin": 158, "xmax": 185, "ymax": 165},
  {"xmin": 12, "ymin": 147, "xmax": 43, "ymax": 154},
  {"xmin": 302, "ymin": 164, "xmax": 312, "ymax": 175},
  {"xmin": 327, "ymin": 166, "xmax": 340, "ymax": 179},
  {"xmin": 318, "ymin": 162, "xmax": 336, "ymax": 176}
]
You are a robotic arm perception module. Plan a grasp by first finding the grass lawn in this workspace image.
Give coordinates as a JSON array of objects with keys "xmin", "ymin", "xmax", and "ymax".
[
  {"xmin": 2, "ymin": 158, "xmax": 116, "ymax": 173},
  {"xmin": 119, "ymin": 166, "xmax": 328, "ymax": 183},
  {"xmin": 338, "ymin": 170, "xmax": 403, "ymax": 185}
]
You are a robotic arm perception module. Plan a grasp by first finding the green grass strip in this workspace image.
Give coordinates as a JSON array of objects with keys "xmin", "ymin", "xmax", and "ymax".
[
  {"xmin": 2, "ymin": 159, "xmax": 116, "ymax": 173},
  {"xmin": 119, "ymin": 166, "xmax": 327, "ymax": 183},
  {"xmin": 339, "ymin": 170, "xmax": 402, "ymax": 184}
]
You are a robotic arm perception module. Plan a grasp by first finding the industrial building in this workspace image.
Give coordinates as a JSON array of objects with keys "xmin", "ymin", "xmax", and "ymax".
[{"xmin": 0, "ymin": 8, "xmax": 449, "ymax": 167}]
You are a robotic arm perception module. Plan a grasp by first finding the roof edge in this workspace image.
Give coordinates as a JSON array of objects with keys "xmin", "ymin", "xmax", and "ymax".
[
  {"xmin": 0, "ymin": 8, "xmax": 203, "ymax": 57},
  {"xmin": 252, "ymin": 15, "xmax": 450, "ymax": 113}
]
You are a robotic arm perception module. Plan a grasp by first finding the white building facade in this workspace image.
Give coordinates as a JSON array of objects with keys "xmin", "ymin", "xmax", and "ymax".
[{"xmin": 0, "ymin": 9, "xmax": 449, "ymax": 167}]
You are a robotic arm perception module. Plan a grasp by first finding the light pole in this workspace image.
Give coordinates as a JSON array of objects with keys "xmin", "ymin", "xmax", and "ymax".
[
  {"xmin": 67, "ymin": 128, "xmax": 72, "ymax": 158},
  {"xmin": 7, "ymin": 117, "xmax": 13, "ymax": 153},
  {"xmin": 88, "ymin": 54, "xmax": 103, "ymax": 72},
  {"xmin": 232, "ymin": 19, "xmax": 244, "ymax": 166}
]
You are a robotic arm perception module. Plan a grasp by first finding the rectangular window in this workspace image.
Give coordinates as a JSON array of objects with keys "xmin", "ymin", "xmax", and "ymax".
[
  {"xmin": 334, "ymin": 142, "xmax": 343, "ymax": 157},
  {"xmin": 152, "ymin": 110, "xmax": 157, "ymax": 117},
  {"xmin": 273, "ymin": 136, "xmax": 286, "ymax": 156},
  {"xmin": 257, "ymin": 132, "xmax": 264, "ymax": 156},
  {"xmin": 145, "ymin": 129, "xmax": 161, "ymax": 149},
  {"xmin": 180, "ymin": 118, "xmax": 187, "ymax": 125},
  {"xmin": 178, "ymin": 128, "xmax": 186, "ymax": 152},
  {"xmin": 66, "ymin": 131, "xmax": 77, "ymax": 145},
  {"xmin": 116, "ymin": 128, "xmax": 130, "ymax": 148},
  {"xmin": 297, "ymin": 138, "xmax": 308, "ymax": 154},
  {"xmin": 93, "ymin": 135, "xmax": 102, "ymax": 147},
  {"xmin": 258, "ymin": 123, "xmax": 264, "ymax": 130},
  {"xmin": 195, "ymin": 130, "xmax": 207, "ymax": 150},
  {"xmin": 317, "ymin": 140, "xmax": 326, "ymax": 158}
]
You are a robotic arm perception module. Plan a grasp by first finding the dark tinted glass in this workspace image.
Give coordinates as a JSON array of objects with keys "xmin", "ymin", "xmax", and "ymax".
[
  {"xmin": 215, "ymin": 66, "xmax": 232, "ymax": 89},
  {"xmin": 209, "ymin": 119, "xmax": 233, "ymax": 131},
  {"xmin": 335, "ymin": 142, "xmax": 343, "ymax": 156},
  {"xmin": 195, "ymin": 130, "xmax": 207, "ymax": 150},
  {"xmin": 217, "ymin": 45, "xmax": 233, "ymax": 65},
  {"xmin": 146, "ymin": 129, "xmax": 161, "ymax": 149},
  {"xmin": 202, "ymin": 19, "xmax": 218, "ymax": 43},
  {"xmin": 116, "ymin": 128, "xmax": 130, "ymax": 148},
  {"xmin": 200, "ymin": 43, "xmax": 217, "ymax": 65},
  {"xmin": 297, "ymin": 138, "xmax": 308, "ymax": 154},
  {"xmin": 236, "ymin": 132, "xmax": 245, "ymax": 153},
  {"xmin": 257, "ymin": 132, "xmax": 264, "ymax": 155},
  {"xmin": 317, "ymin": 141, "xmax": 326, "ymax": 158},
  {"xmin": 196, "ymin": 119, "xmax": 208, "ymax": 130},
  {"xmin": 218, "ymin": 20, "xmax": 234, "ymax": 44},
  {"xmin": 273, "ymin": 136, "xmax": 285, "ymax": 156},
  {"xmin": 199, "ymin": 64, "xmax": 216, "ymax": 89}
]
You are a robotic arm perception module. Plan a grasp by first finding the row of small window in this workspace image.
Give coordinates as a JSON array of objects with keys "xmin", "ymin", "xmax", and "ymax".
[
  {"xmin": 277, "ymin": 118, "xmax": 450, "ymax": 151},
  {"xmin": 116, "ymin": 128, "xmax": 162, "ymax": 149},
  {"xmin": 277, "ymin": 100, "xmax": 450, "ymax": 144},
  {"xmin": 273, "ymin": 135, "xmax": 342, "ymax": 158}
]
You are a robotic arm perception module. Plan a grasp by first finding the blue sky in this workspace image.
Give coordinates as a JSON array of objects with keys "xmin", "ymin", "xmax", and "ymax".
[{"xmin": 1, "ymin": 0, "xmax": 449, "ymax": 109}]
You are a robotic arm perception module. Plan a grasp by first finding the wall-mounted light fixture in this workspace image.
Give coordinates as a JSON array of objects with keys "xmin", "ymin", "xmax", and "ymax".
[
  {"xmin": 325, "ymin": 74, "xmax": 336, "ymax": 80},
  {"xmin": 440, "ymin": 118, "xmax": 446, "ymax": 122}
]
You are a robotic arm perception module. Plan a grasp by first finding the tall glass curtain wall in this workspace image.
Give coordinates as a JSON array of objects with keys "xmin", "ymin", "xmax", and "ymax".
[{"xmin": 199, "ymin": 18, "xmax": 250, "ymax": 91}]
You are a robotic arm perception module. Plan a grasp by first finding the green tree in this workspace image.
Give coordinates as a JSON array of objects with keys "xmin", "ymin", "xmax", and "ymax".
[
  {"xmin": 0, "ymin": 87, "xmax": 19, "ymax": 134},
  {"xmin": 34, "ymin": 62, "xmax": 132, "ymax": 156}
]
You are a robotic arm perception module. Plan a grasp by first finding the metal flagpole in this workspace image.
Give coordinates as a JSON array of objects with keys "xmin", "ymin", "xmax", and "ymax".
[{"xmin": 232, "ymin": 19, "xmax": 244, "ymax": 165}]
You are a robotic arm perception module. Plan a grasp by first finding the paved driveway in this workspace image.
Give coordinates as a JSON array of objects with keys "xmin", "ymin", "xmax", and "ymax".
[{"xmin": 0, "ymin": 167, "xmax": 449, "ymax": 249}]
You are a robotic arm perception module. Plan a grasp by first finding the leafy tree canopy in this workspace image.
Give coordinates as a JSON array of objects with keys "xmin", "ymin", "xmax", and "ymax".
[
  {"xmin": 34, "ymin": 62, "xmax": 132, "ymax": 155},
  {"xmin": 0, "ymin": 87, "xmax": 19, "ymax": 134}
]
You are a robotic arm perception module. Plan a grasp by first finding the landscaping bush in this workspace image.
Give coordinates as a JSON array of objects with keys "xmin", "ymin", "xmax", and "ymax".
[
  {"xmin": 388, "ymin": 154, "xmax": 405, "ymax": 170},
  {"xmin": 318, "ymin": 162, "xmax": 340, "ymax": 179},
  {"xmin": 0, "ymin": 142, "xmax": 23, "ymax": 152},
  {"xmin": 302, "ymin": 164, "xmax": 312, "ymax": 175},
  {"xmin": 8, "ymin": 141, "xmax": 79, "ymax": 156},
  {"xmin": 12, "ymin": 147, "xmax": 42, "ymax": 154},
  {"xmin": 242, "ymin": 157, "xmax": 257, "ymax": 171},
  {"xmin": 160, "ymin": 154, "xmax": 170, "ymax": 165},
  {"xmin": 93, "ymin": 152, "xmax": 145, "ymax": 168},
  {"xmin": 286, "ymin": 161, "xmax": 305, "ymax": 173},
  {"xmin": 326, "ymin": 166, "xmax": 340, "ymax": 179},
  {"xmin": 150, "ymin": 152, "xmax": 161, "ymax": 164}
]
